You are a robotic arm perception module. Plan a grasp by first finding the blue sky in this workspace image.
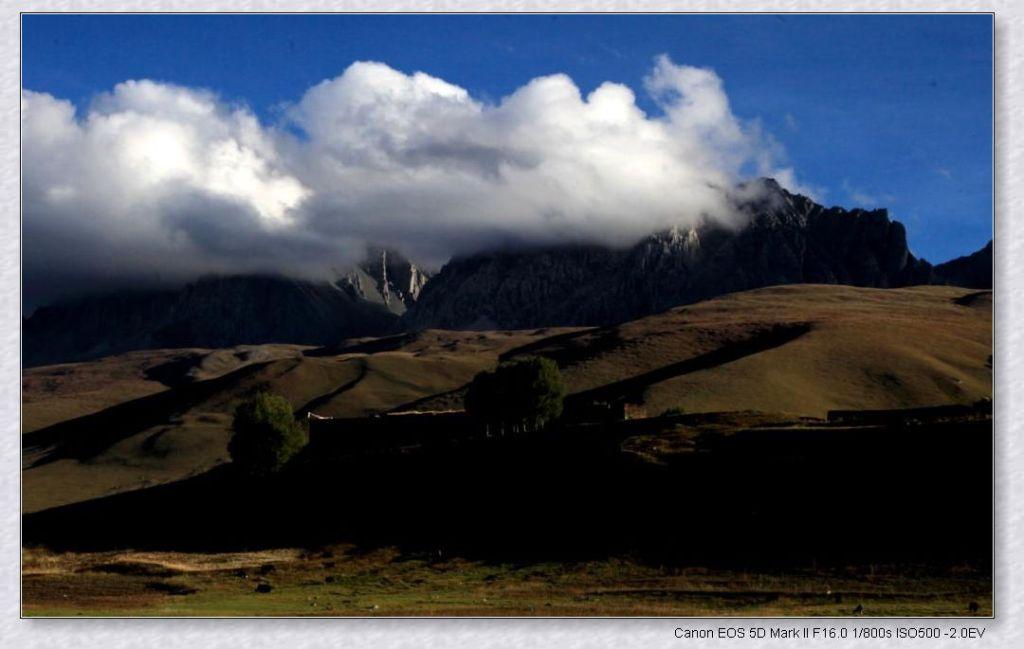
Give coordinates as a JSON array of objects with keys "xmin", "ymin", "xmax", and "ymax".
[{"xmin": 23, "ymin": 13, "xmax": 992, "ymax": 264}]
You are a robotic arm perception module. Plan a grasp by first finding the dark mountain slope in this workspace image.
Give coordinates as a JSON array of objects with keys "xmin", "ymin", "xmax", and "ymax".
[
  {"xmin": 23, "ymin": 276, "xmax": 397, "ymax": 368},
  {"xmin": 403, "ymin": 179, "xmax": 936, "ymax": 330},
  {"xmin": 933, "ymin": 240, "xmax": 992, "ymax": 289},
  {"xmin": 24, "ymin": 248, "xmax": 431, "ymax": 368}
]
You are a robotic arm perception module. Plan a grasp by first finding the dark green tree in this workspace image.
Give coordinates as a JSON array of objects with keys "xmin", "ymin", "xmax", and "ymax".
[
  {"xmin": 465, "ymin": 368, "xmax": 500, "ymax": 428},
  {"xmin": 228, "ymin": 391, "xmax": 306, "ymax": 476},
  {"xmin": 465, "ymin": 357, "xmax": 565, "ymax": 434}
]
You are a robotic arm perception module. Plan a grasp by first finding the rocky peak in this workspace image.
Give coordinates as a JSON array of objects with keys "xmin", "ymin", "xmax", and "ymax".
[{"xmin": 340, "ymin": 247, "xmax": 431, "ymax": 314}]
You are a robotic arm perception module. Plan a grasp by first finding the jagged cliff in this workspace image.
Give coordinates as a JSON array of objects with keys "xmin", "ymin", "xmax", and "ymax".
[{"xmin": 339, "ymin": 247, "xmax": 431, "ymax": 315}]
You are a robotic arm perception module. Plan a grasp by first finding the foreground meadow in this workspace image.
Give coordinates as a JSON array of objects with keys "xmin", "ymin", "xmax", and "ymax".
[{"xmin": 23, "ymin": 546, "xmax": 991, "ymax": 617}]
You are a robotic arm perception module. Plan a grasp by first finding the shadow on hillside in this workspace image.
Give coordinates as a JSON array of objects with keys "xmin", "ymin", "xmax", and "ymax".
[
  {"xmin": 143, "ymin": 353, "xmax": 207, "ymax": 388},
  {"xmin": 304, "ymin": 333, "xmax": 418, "ymax": 357},
  {"xmin": 499, "ymin": 327, "xmax": 619, "ymax": 368},
  {"xmin": 294, "ymin": 359, "xmax": 368, "ymax": 417},
  {"xmin": 22, "ymin": 362, "xmax": 275, "ymax": 467},
  {"xmin": 952, "ymin": 291, "xmax": 993, "ymax": 307},
  {"xmin": 564, "ymin": 322, "xmax": 811, "ymax": 414},
  {"xmin": 23, "ymin": 416, "xmax": 991, "ymax": 570}
]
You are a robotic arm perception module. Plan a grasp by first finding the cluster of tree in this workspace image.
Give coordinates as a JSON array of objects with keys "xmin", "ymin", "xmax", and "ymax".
[
  {"xmin": 465, "ymin": 356, "xmax": 566, "ymax": 435},
  {"xmin": 228, "ymin": 391, "xmax": 307, "ymax": 476},
  {"xmin": 229, "ymin": 358, "xmax": 565, "ymax": 473}
]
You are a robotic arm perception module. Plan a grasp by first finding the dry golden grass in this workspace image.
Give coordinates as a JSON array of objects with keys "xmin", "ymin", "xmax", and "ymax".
[
  {"xmin": 22, "ymin": 546, "xmax": 305, "ymax": 575},
  {"xmin": 538, "ymin": 285, "xmax": 991, "ymax": 418},
  {"xmin": 23, "ymin": 350, "xmax": 181, "ymax": 433},
  {"xmin": 22, "ymin": 345, "xmax": 309, "ymax": 432},
  {"xmin": 22, "ymin": 412, "xmax": 233, "ymax": 514},
  {"xmin": 22, "ymin": 285, "xmax": 991, "ymax": 513},
  {"xmin": 22, "ymin": 330, "xmax": 559, "ymax": 512}
]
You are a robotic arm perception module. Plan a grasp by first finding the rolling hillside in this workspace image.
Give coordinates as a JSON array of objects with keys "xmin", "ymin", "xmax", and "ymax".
[
  {"xmin": 23, "ymin": 284, "xmax": 991, "ymax": 514},
  {"xmin": 505, "ymin": 284, "xmax": 992, "ymax": 418},
  {"xmin": 22, "ymin": 330, "xmax": 556, "ymax": 513}
]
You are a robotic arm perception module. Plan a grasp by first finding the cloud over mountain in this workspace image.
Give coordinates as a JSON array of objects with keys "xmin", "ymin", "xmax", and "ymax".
[{"xmin": 23, "ymin": 56, "xmax": 808, "ymax": 309}]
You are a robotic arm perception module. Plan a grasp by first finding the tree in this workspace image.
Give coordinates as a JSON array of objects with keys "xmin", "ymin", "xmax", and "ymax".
[
  {"xmin": 465, "ymin": 368, "xmax": 500, "ymax": 429},
  {"xmin": 228, "ymin": 391, "xmax": 307, "ymax": 476},
  {"xmin": 466, "ymin": 357, "xmax": 565, "ymax": 434}
]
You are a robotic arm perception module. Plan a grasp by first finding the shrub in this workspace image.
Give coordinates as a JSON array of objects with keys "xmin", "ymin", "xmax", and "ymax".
[
  {"xmin": 466, "ymin": 356, "xmax": 565, "ymax": 433},
  {"xmin": 228, "ymin": 391, "xmax": 306, "ymax": 476}
]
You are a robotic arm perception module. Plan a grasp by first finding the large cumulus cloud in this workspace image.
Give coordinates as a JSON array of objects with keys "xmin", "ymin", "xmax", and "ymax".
[{"xmin": 22, "ymin": 55, "xmax": 810, "ymax": 310}]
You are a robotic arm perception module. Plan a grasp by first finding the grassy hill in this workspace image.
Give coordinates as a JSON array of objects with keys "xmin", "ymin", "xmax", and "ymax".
[
  {"xmin": 22, "ymin": 330, "xmax": 555, "ymax": 513},
  {"xmin": 508, "ymin": 284, "xmax": 992, "ymax": 417},
  {"xmin": 22, "ymin": 284, "xmax": 991, "ymax": 514}
]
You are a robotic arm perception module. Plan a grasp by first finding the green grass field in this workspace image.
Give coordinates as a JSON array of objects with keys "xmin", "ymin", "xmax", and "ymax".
[{"xmin": 23, "ymin": 546, "xmax": 991, "ymax": 617}]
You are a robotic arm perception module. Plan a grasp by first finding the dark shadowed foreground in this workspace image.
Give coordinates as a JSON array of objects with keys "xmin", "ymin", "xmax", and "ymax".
[{"xmin": 23, "ymin": 411, "xmax": 991, "ymax": 615}]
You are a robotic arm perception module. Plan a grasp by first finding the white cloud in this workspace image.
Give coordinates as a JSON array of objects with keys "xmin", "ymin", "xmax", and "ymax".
[
  {"xmin": 23, "ymin": 57, "xmax": 813, "ymax": 308},
  {"xmin": 771, "ymin": 167, "xmax": 823, "ymax": 201},
  {"xmin": 841, "ymin": 179, "xmax": 894, "ymax": 208}
]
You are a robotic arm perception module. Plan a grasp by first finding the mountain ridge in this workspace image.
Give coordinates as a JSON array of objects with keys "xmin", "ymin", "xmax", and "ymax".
[
  {"xmin": 401, "ymin": 178, "xmax": 940, "ymax": 330},
  {"xmin": 23, "ymin": 179, "xmax": 991, "ymax": 367},
  {"xmin": 932, "ymin": 239, "xmax": 992, "ymax": 289},
  {"xmin": 23, "ymin": 249, "xmax": 430, "ymax": 368}
]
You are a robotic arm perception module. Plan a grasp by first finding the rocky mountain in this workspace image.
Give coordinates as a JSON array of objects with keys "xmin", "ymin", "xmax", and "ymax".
[
  {"xmin": 402, "ymin": 178, "xmax": 939, "ymax": 330},
  {"xmin": 933, "ymin": 240, "xmax": 992, "ymax": 289},
  {"xmin": 339, "ymin": 247, "xmax": 431, "ymax": 315},
  {"xmin": 23, "ymin": 249, "xmax": 429, "ymax": 367},
  {"xmin": 24, "ymin": 180, "xmax": 990, "ymax": 367}
]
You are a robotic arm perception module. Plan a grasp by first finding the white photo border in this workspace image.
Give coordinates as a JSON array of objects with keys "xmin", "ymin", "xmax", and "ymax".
[{"xmin": 3, "ymin": 2, "xmax": 1017, "ymax": 648}]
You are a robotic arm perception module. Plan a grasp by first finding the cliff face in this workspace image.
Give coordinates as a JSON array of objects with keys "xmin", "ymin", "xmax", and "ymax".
[
  {"xmin": 339, "ymin": 247, "xmax": 431, "ymax": 315},
  {"xmin": 396, "ymin": 246, "xmax": 625, "ymax": 331},
  {"xmin": 402, "ymin": 179, "xmax": 936, "ymax": 330}
]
